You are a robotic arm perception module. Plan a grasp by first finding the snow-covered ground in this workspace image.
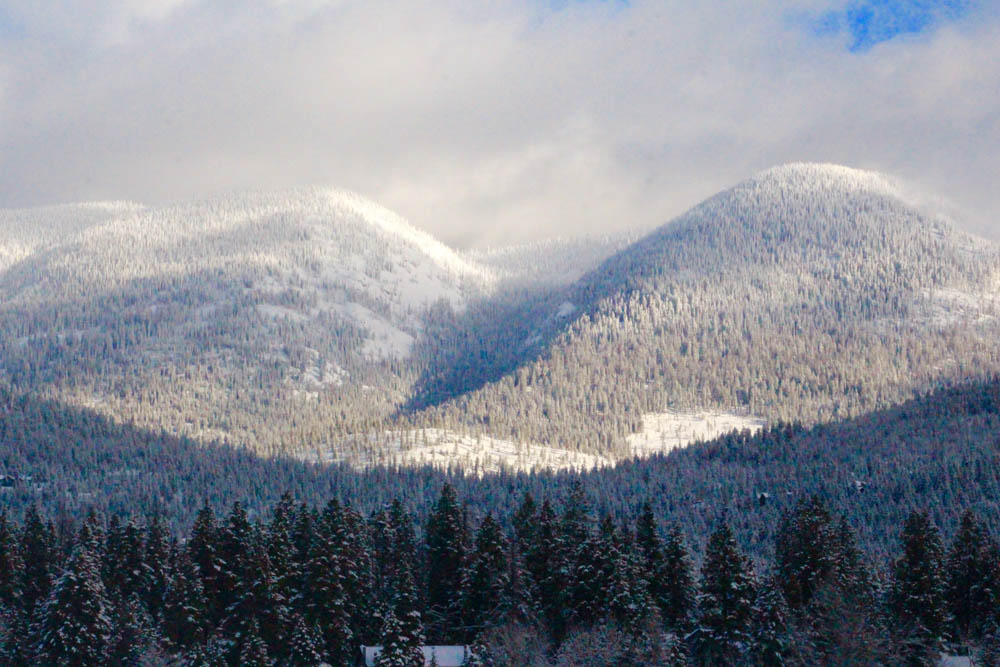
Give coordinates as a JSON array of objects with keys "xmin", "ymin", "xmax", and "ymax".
[
  {"xmin": 914, "ymin": 283, "xmax": 1000, "ymax": 330},
  {"xmin": 310, "ymin": 428, "xmax": 613, "ymax": 474},
  {"xmin": 626, "ymin": 410, "xmax": 766, "ymax": 456},
  {"xmin": 307, "ymin": 410, "xmax": 765, "ymax": 474}
]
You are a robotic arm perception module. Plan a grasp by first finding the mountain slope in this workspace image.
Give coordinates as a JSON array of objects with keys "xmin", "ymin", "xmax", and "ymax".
[
  {"xmin": 411, "ymin": 164, "xmax": 1000, "ymax": 457},
  {"xmin": 0, "ymin": 188, "xmax": 492, "ymax": 454}
]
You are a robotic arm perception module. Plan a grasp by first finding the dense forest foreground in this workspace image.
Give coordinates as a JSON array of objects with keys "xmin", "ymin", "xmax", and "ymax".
[{"xmin": 1, "ymin": 486, "xmax": 998, "ymax": 665}]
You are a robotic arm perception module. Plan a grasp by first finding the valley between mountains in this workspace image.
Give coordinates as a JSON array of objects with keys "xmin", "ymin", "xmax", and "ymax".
[{"xmin": 1, "ymin": 163, "xmax": 998, "ymax": 473}]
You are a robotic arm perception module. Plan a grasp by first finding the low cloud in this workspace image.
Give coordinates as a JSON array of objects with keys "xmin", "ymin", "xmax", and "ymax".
[{"xmin": 1, "ymin": 0, "xmax": 997, "ymax": 246}]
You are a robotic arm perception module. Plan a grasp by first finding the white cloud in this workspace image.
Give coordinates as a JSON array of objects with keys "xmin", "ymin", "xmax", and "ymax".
[{"xmin": 0, "ymin": 0, "xmax": 997, "ymax": 246}]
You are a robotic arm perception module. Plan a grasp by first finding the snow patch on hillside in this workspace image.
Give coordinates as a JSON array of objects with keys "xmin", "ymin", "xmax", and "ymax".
[
  {"xmin": 309, "ymin": 428, "xmax": 612, "ymax": 474},
  {"xmin": 307, "ymin": 410, "xmax": 765, "ymax": 474},
  {"xmin": 913, "ymin": 281, "xmax": 1000, "ymax": 330},
  {"xmin": 626, "ymin": 410, "xmax": 766, "ymax": 456}
]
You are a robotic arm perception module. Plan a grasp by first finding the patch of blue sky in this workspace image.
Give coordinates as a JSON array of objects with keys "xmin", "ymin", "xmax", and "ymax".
[{"xmin": 815, "ymin": 0, "xmax": 973, "ymax": 51}]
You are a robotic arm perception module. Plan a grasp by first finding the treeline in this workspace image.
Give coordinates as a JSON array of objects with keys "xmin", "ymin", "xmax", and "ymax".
[{"xmin": 2, "ymin": 486, "xmax": 1000, "ymax": 665}]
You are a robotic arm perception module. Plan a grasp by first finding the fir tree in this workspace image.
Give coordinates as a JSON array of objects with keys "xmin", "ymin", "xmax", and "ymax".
[
  {"xmin": 142, "ymin": 513, "xmax": 171, "ymax": 620},
  {"xmin": 462, "ymin": 514, "xmax": 511, "ymax": 639},
  {"xmin": 237, "ymin": 618, "xmax": 272, "ymax": 667},
  {"xmin": 695, "ymin": 522, "xmax": 757, "ymax": 665},
  {"xmin": 775, "ymin": 495, "xmax": 837, "ymax": 610},
  {"xmin": 302, "ymin": 501, "xmax": 353, "ymax": 664},
  {"xmin": 889, "ymin": 510, "xmax": 949, "ymax": 664},
  {"xmin": 0, "ymin": 510, "xmax": 21, "ymax": 610},
  {"xmin": 34, "ymin": 544, "xmax": 113, "ymax": 666},
  {"xmin": 374, "ymin": 607, "xmax": 423, "ymax": 667},
  {"xmin": 946, "ymin": 509, "xmax": 1000, "ymax": 645},
  {"xmin": 19, "ymin": 505, "xmax": 55, "ymax": 620},
  {"xmin": 425, "ymin": 484, "xmax": 467, "ymax": 643},
  {"xmin": 635, "ymin": 503, "xmax": 694, "ymax": 631},
  {"xmin": 221, "ymin": 541, "xmax": 288, "ymax": 661},
  {"xmin": 526, "ymin": 499, "xmax": 565, "ymax": 640},
  {"xmin": 108, "ymin": 594, "xmax": 158, "ymax": 665},
  {"xmin": 286, "ymin": 614, "xmax": 324, "ymax": 667},
  {"xmin": 162, "ymin": 548, "xmax": 208, "ymax": 650},
  {"xmin": 750, "ymin": 577, "xmax": 790, "ymax": 666},
  {"xmin": 188, "ymin": 501, "xmax": 221, "ymax": 624}
]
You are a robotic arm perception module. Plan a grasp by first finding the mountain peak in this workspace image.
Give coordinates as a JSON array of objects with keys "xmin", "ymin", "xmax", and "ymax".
[{"xmin": 748, "ymin": 163, "xmax": 903, "ymax": 200}]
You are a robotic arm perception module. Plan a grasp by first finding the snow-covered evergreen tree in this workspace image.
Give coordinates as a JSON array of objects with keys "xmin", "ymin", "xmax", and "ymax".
[
  {"xmin": 374, "ymin": 607, "xmax": 423, "ymax": 667},
  {"xmin": 162, "ymin": 546, "xmax": 208, "ymax": 650},
  {"xmin": 695, "ymin": 522, "xmax": 756, "ymax": 664},
  {"xmin": 889, "ymin": 510, "xmax": 949, "ymax": 664},
  {"xmin": 34, "ymin": 544, "xmax": 113, "ymax": 665}
]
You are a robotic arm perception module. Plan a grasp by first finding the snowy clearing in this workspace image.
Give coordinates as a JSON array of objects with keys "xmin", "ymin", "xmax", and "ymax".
[
  {"xmin": 626, "ymin": 410, "xmax": 766, "ymax": 457},
  {"xmin": 306, "ymin": 410, "xmax": 764, "ymax": 474}
]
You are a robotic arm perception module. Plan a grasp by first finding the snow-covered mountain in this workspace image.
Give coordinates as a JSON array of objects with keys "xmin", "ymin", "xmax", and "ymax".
[
  {"xmin": 413, "ymin": 163, "xmax": 1000, "ymax": 458},
  {"xmin": 4, "ymin": 165, "xmax": 1000, "ymax": 468}
]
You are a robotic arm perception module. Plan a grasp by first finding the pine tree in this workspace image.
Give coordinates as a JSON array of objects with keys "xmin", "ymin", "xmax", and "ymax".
[
  {"xmin": 425, "ymin": 484, "xmax": 467, "ymax": 643},
  {"xmin": 889, "ymin": 510, "xmax": 949, "ymax": 664},
  {"xmin": 108, "ymin": 594, "xmax": 158, "ymax": 665},
  {"xmin": 526, "ymin": 499, "xmax": 565, "ymax": 640},
  {"xmin": 0, "ymin": 510, "xmax": 21, "ymax": 610},
  {"xmin": 188, "ymin": 501, "xmax": 221, "ymax": 624},
  {"xmin": 302, "ymin": 501, "xmax": 353, "ymax": 664},
  {"xmin": 635, "ymin": 503, "xmax": 694, "ymax": 631},
  {"xmin": 142, "ymin": 513, "xmax": 171, "ymax": 620},
  {"xmin": 462, "ymin": 514, "xmax": 511, "ymax": 639},
  {"xmin": 237, "ymin": 617, "xmax": 272, "ymax": 667},
  {"xmin": 775, "ymin": 495, "xmax": 837, "ymax": 610},
  {"xmin": 374, "ymin": 607, "xmax": 423, "ymax": 667},
  {"xmin": 946, "ymin": 509, "xmax": 1000, "ymax": 645},
  {"xmin": 695, "ymin": 522, "xmax": 756, "ymax": 665},
  {"xmin": 221, "ymin": 541, "xmax": 288, "ymax": 660},
  {"xmin": 162, "ymin": 548, "xmax": 208, "ymax": 650},
  {"xmin": 750, "ymin": 577, "xmax": 790, "ymax": 666},
  {"xmin": 19, "ymin": 505, "xmax": 55, "ymax": 620},
  {"xmin": 286, "ymin": 614, "xmax": 324, "ymax": 667},
  {"xmin": 34, "ymin": 544, "xmax": 113, "ymax": 666}
]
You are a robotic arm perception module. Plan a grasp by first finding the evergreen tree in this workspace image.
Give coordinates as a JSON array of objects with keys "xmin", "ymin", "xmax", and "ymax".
[
  {"xmin": 162, "ymin": 548, "xmax": 208, "ymax": 650},
  {"xmin": 526, "ymin": 499, "xmax": 565, "ymax": 640},
  {"xmin": 374, "ymin": 607, "xmax": 423, "ymax": 667},
  {"xmin": 775, "ymin": 496, "xmax": 837, "ymax": 610},
  {"xmin": 108, "ymin": 594, "xmax": 158, "ymax": 665},
  {"xmin": 635, "ymin": 503, "xmax": 694, "ymax": 631},
  {"xmin": 462, "ymin": 514, "xmax": 511, "ymax": 639},
  {"xmin": 302, "ymin": 501, "xmax": 353, "ymax": 664},
  {"xmin": 0, "ymin": 510, "xmax": 21, "ymax": 610},
  {"xmin": 889, "ymin": 510, "xmax": 949, "ymax": 664},
  {"xmin": 221, "ymin": 541, "xmax": 287, "ymax": 661},
  {"xmin": 142, "ymin": 513, "xmax": 171, "ymax": 620},
  {"xmin": 237, "ymin": 617, "xmax": 272, "ymax": 667},
  {"xmin": 286, "ymin": 614, "xmax": 323, "ymax": 667},
  {"xmin": 695, "ymin": 522, "xmax": 756, "ymax": 665},
  {"xmin": 188, "ymin": 501, "xmax": 221, "ymax": 624},
  {"xmin": 946, "ymin": 509, "xmax": 1000, "ymax": 645},
  {"xmin": 34, "ymin": 544, "xmax": 113, "ymax": 666},
  {"xmin": 425, "ymin": 483, "xmax": 467, "ymax": 643},
  {"xmin": 750, "ymin": 577, "xmax": 790, "ymax": 666},
  {"xmin": 19, "ymin": 505, "xmax": 55, "ymax": 620}
]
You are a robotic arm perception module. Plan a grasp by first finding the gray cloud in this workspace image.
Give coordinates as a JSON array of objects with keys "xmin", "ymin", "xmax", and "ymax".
[{"xmin": 1, "ymin": 0, "xmax": 998, "ymax": 247}]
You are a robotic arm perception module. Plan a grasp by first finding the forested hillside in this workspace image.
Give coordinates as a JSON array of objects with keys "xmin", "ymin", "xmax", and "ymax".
[
  {"xmin": 3, "ymin": 373, "xmax": 1000, "ymax": 563},
  {"xmin": 416, "ymin": 164, "xmax": 1000, "ymax": 458},
  {"xmin": 4, "ymin": 165, "xmax": 1000, "ymax": 470}
]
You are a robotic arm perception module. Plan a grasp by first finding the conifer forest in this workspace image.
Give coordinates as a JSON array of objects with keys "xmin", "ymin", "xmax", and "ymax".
[{"xmin": 4, "ymin": 166, "xmax": 1000, "ymax": 665}]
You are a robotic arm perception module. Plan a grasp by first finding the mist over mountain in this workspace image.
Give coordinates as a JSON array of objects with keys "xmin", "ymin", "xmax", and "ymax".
[
  {"xmin": 2, "ymin": 164, "xmax": 998, "ymax": 468},
  {"xmin": 413, "ymin": 163, "xmax": 1000, "ymax": 458}
]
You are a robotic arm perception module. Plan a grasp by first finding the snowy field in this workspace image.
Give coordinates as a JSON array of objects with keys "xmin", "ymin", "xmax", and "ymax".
[
  {"xmin": 307, "ymin": 410, "xmax": 765, "ymax": 474},
  {"xmin": 626, "ymin": 410, "xmax": 766, "ymax": 456}
]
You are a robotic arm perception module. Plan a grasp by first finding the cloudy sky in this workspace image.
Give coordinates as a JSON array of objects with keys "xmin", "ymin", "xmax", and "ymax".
[{"xmin": 0, "ymin": 0, "xmax": 997, "ymax": 247}]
